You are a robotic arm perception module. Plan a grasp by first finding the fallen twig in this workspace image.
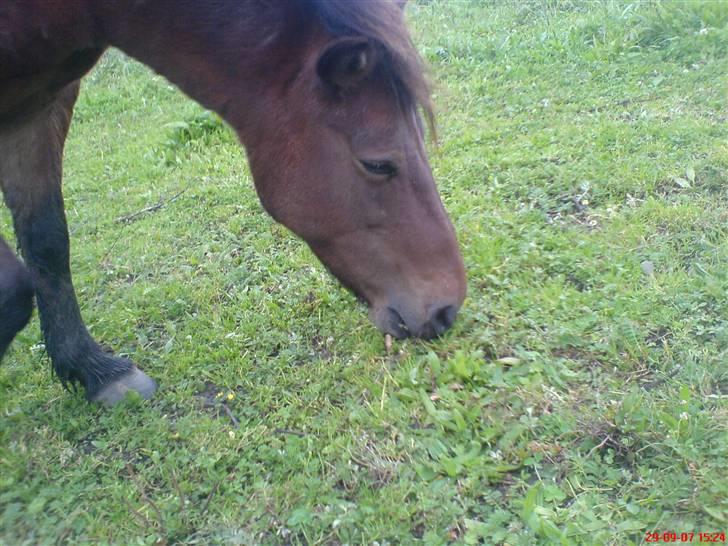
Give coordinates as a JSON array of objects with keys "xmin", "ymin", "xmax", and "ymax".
[
  {"xmin": 122, "ymin": 497, "xmax": 153, "ymax": 529},
  {"xmin": 125, "ymin": 463, "xmax": 166, "ymax": 534},
  {"xmin": 221, "ymin": 402, "xmax": 239, "ymax": 428},
  {"xmin": 586, "ymin": 435, "xmax": 612, "ymax": 458},
  {"xmin": 169, "ymin": 470, "xmax": 186, "ymax": 519},
  {"xmin": 115, "ymin": 188, "xmax": 188, "ymax": 224},
  {"xmin": 273, "ymin": 428, "xmax": 305, "ymax": 437},
  {"xmin": 201, "ymin": 478, "xmax": 222, "ymax": 516}
]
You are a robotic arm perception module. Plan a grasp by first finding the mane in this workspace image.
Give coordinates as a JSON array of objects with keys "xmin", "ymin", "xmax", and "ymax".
[{"xmin": 307, "ymin": 0, "xmax": 436, "ymax": 137}]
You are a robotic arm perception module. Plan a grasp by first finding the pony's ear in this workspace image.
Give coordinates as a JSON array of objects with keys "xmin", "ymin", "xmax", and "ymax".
[
  {"xmin": 395, "ymin": 0, "xmax": 408, "ymax": 9},
  {"xmin": 317, "ymin": 38, "xmax": 374, "ymax": 92}
]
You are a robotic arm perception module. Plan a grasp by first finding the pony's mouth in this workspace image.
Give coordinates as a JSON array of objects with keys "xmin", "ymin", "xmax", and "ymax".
[
  {"xmin": 384, "ymin": 307, "xmax": 410, "ymax": 338},
  {"xmin": 308, "ymin": 245, "xmax": 462, "ymax": 340},
  {"xmin": 345, "ymin": 285, "xmax": 411, "ymax": 338},
  {"xmin": 369, "ymin": 301, "xmax": 459, "ymax": 340},
  {"xmin": 353, "ymin": 291, "xmax": 369, "ymax": 306},
  {"xmin": 368, "ymin": 304, "xmax": 411, "ymax": 339}
]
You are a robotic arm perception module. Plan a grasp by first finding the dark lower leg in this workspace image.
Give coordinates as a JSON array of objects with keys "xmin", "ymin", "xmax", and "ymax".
[
  {"xmin": 18, "ymin": 199, "xmax": 135, "ymax": 390},
  {"xmin": 11, "ymin": 185, "xmax": 147, "ymax": 401}
]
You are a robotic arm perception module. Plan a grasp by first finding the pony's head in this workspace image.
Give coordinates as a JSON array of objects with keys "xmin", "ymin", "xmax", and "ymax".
[{"xmin": 243, "ymin": 0, "xmax": 466, "ymax": 338}]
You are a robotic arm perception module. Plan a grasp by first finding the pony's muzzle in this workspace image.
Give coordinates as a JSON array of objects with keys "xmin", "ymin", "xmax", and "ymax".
[{"xmin": 373, "ymin": 301, "xmax": 460, "ymax": 340}]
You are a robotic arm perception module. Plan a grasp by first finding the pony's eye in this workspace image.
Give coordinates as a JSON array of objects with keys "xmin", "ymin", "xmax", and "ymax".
[{"xmin": 360, "ymin": 160, "xmax": 398, "ymax": 177}]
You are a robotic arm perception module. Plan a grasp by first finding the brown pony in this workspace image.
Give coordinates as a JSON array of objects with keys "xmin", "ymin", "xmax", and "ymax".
[{"xmin": 0, "ymin": 0, "xmax": 466, "ymax": 405}]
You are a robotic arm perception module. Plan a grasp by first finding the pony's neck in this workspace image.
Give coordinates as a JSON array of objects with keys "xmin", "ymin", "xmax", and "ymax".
[{"xmin": 93, "ymin": 0, "xmax": 314, "ymax": 140}]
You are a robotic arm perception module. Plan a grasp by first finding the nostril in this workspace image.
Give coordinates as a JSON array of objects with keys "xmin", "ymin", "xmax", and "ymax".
[{"xmin": 429, "ymin": 305, "xmax": 457, "ymax": 337}]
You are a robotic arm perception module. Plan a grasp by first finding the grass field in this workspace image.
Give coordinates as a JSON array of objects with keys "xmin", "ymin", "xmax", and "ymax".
[{"xmin": 1, "ymin": 1, "xmax": 727, "ymax": 544}]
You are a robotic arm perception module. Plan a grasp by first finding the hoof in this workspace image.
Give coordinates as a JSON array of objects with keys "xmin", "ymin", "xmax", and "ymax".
[{"xmin": 90, "ymin": 367, "xmax": 158, "ymax": 406}]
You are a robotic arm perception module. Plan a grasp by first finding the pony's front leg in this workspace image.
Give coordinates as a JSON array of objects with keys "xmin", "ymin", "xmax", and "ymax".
[{"xmin": 0, "ymin": 82, "xmax": 157, "ymax": 405}]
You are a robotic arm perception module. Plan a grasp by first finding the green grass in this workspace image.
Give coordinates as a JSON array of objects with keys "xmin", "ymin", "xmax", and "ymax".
[{"xmin": 2, "ymin": 1, "xmax": 727, "ymax": 544}]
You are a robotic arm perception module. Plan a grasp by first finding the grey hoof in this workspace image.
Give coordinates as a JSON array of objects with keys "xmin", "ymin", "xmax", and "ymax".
[{"xmin": 91, "ymin": 367, "xmax": 158, "ymax": 406}]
